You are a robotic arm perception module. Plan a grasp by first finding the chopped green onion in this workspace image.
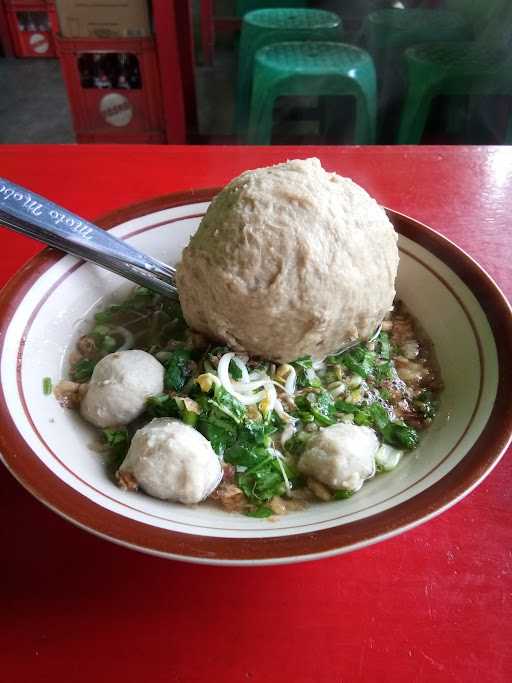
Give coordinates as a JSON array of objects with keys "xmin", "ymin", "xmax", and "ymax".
[
  {"xmin": 101, "ymin": 335, "xmax": 117, "ymax": 352},
  {"xmin": 291, "ymin": 356, "xmax": 322, "ymax": 388},
  {"xmin": 334, "ymin": 489, "xmax": 354, "ymax": 500},
  {"xmin": 42, "ymin": 377, "xmax": 52, "ymax": 395},
  {"xmin": 368, "ymin": 403, "xmax": 390, "ymax": 431},
  {"xmin": 284, "ymin": 431, "xmax": 311, "ymax": 456},
  {"xmin": 381, "ymin": 423, "xmax": 419, "ymax": 450},
  {"xmin": 374, "ymin": 361, "xmax": 393, "ymax": 381},
  {"xmin": 295, "ymin": 390, "xmax": 336, "ymax": 427},
  {"xmin": 246, "ymin": 506, "xmax": 273, "ymax": 518},
  {"xmin": 182, "ymin": 410, "xmax": 198, "ymax": 426},
  {"xmin": 102, "ymin": 428, "xmax": 130, "ymax": 467},
  {"xmin": 94, "ymin": 309, "xmax": 116, "ymax": 324},
  {"xmin": 229, "ymin": 359, "xmax": 243, "ymax": 380},
  {"xmin": 164, "ymin": 347, "xmax": 193, "ymax": 392},
  {"xmin": 377, "ymin": 331, "xmax": 391, "ymax": 360},
  {"xmin": 297, "ymin": 411, "xmax": 315, "ymax": 423},
  {"xmin": 93, "ymin": 324, "xmax": 110, "ymax": 337},
  {"xmin": 340, "ymin": 346, "xmax": 376, "ymax": 379},
  {"xmin": 70, "ymin": 358, "xmax": 95, "ymax": 382},
  {"xmin": 334, "ymin": 400, "xmax": 356, "ymax": 414}
]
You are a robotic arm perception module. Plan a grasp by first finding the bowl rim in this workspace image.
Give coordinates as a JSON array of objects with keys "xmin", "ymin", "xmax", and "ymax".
[{"xmin": 0, "ymin": 188, "xmax": 511, "ymax": 566}]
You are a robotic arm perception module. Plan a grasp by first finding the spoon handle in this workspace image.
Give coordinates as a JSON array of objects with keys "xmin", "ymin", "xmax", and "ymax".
[{"xmin": 0, "ymin": 177, "xmax": 178, "ymax": 299}]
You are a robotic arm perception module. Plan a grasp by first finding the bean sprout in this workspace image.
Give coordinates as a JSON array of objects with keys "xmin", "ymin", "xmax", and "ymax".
[
  {"xmin": 274, "ymin": 399, "xmax": 295, "ymax": 423},
  {"xmin": 268, "ymin": 447, "xmax": 285, "ymax": 461},
  {"xmin": 281, "ymin": 422, "xmax": 297, "ymax": 446},
  {"xmin": 113, "ymin": 326, "xmax": 135, "ymax": 351},
  {"xmin": 329, "ymin": 382, "xmax": 347, "ymax": 399},
  {"xmin": 269, "ymin": 447, "xmax": 291, "ymax": 494},
  {"xmin": 284, "ymin": 366, "xmax": 297, "ymax": 394},
  {"xmin": 233, "ymin": 378, "xmax": 268, "ymax": 392},
  {"xmin": 264, "ymin": 380, "xmax": 277, "ymax": 413},
  {"xmin": 249, "ymin": 370, "xmax": 267, "ymax": 381}
]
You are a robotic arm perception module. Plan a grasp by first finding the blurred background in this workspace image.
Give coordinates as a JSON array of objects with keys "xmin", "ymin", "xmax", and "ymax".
[{"xmin": 0, "ymin": 0, "xmax": 510, "ymax": 145}]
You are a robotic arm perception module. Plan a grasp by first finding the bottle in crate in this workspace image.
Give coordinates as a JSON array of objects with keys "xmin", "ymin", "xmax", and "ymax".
[
  {"xmin": 57, "ymin": 36, "xmax": 165, "ymax": 143},
  {"xmin": 17, "ymin": 12, "xmax": 26, "ymax": 32},
  {"xmin": 78, "ymin": 54, "xmax": 94, "ymax": 89},
  {"xmin": 128, "ymin": 55, "xmax": 141, "ymax": 89},
  {"xmin": 117, "ymin": 54, "xmax": 131, "ymax": 90},
  {"xmin": 92, "ymin": 54, "xmax": 112, "ymax": 89},
  {"xmin": 37, "ymin": 12, "xmax": 49, "ymax": 32},
  {"xmin": 26, "ymin": 12, "xmax": 36, "ymax": 32},
  {"xmin": 104, "ymin": 53, "xmax": 121, "ymax": 89},
  {"xmin": 6, "ymin": 2, "xmax": 57, "ymax": 58}
]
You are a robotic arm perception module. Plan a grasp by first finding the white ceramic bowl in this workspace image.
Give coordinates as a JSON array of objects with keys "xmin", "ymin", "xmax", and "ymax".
[{"xmin": 1, "ymin": 190, "xmax": 511, "ymax": 565}]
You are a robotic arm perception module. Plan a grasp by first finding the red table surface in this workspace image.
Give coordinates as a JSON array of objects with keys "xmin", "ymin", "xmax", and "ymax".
[{"xmin": 0, "ymin": 145, "xmax": 510, "ymax": 683}]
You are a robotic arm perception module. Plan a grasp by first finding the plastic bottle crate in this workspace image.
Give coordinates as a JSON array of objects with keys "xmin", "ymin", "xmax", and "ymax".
[
  {"xmin": 5, "ymin": 1, "xmax": 57, "ymax": 58},
  {"xmin": 56, "ymin": 35, "xmax": 166, "ymax": 144}
]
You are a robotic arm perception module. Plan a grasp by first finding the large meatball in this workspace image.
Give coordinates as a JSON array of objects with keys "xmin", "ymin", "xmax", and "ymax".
[
  {"xmin": 298, "ymin": 423, "xmax": 378, "ymax": 492},
  {"xmin": 117, "ymin": 418, "xmax": 222, "ymax": 504},
  {"xmin": 176, "ymin": 158, "xmax": 398, "ymax": 362},
  {"xmin": 80, "ymin": 350, "xmax": 164, "ymax": 428}
]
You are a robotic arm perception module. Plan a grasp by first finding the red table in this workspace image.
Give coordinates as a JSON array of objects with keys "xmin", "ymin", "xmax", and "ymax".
[{"xmin": 0, "ymin": 145, "xmax": 510, "ymax": 682}]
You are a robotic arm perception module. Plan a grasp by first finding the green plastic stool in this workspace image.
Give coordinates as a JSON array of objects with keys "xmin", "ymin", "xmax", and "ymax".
[
  {"xmin": 248, "ymin": 41, "xmax": 377, "ymax": 144},
  {"xmin": 236, "ymin": 0, "xmax": 308, "ymax": 16},
  {"xmin": 362, "ymin": 9, "xmax": 471, "ymax": 139},
  {"xmin": 363, "ymin": 9, "xmax": 471, "ymax": 55},
  {"xmin": 236, "ymin": 8, "xmax": 343, "ymax": 135},
  {"xmin": 397, "ymin": 42, "xmax": 512, "ymax": 143},
  {"xmin": 442, "ymin": 0, "xmax": 506, "ymax": 31},
  {"xmin": 397, "ymin": 4, "xmax": 512, "ymax": 143}
]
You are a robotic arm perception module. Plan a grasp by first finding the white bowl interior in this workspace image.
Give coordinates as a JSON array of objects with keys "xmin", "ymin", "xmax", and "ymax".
[{"xmin": 0, "ymin": 202, "xmax": 499, "ymax": 539}]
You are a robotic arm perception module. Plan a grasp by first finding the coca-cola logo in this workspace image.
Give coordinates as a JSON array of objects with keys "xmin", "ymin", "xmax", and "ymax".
[
  {"xmin": 29, "ymin": 33, "xmax": 49, "ymax": 54},
  {"xmin": 99, "ymin": 93, "xmax": 134, "ymax": 127}
]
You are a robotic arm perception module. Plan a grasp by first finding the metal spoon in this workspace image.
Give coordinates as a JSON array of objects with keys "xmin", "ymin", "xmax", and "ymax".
[{"xmin": 0, "ymin": 177, "xmax": 178, "ymax": 299}]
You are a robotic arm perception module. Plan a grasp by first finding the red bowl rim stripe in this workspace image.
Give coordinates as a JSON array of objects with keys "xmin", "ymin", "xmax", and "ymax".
[{"xmin": 0, "ymin": 189, "xmax": 511, "ymax": 564}]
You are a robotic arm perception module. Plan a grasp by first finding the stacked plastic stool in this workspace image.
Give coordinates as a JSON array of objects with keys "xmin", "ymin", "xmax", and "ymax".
[
  {"xmin": 362, "ymin": 8, "xmax": 471, "ymax": 139},
  {"xmin": 398, "ymin": 49, "xmax": 512, "ymax": 142},
  {"xmin": 363, "ymin": 8, "xmax": 471, "ymax": 59},
  {"xmin": 236, "ymin": 8, "xmax": 342, "ymax": 136},
  {"xmin": 397, "ymin": 3, "xmax": 512, "ymax": 143},
  {"xmin": 247, "ymin": 41, "xmax": 377, "ymax": 145}
]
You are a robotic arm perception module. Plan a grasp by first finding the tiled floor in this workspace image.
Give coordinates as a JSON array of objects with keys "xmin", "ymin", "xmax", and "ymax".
[
  {"xmin": 0, "ymin": 58, "xmax": 74, "ymax": 143},
  {"xmin": 0, "ymin": 47, "xmax": 239, "ymax": 144}
]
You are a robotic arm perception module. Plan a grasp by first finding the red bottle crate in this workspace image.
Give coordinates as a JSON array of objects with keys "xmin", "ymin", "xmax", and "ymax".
[
  {"xmin": 56, "ymin": 35, "xmax": 166, "ymax": 144},
  {"xmin": 5, "ymin": 1, "xmax": 57, "ymax": 58}
]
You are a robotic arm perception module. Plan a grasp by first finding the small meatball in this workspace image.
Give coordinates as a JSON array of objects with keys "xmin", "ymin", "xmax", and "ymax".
[
  {"xmin": 118, "ymin": 418, "xmax": 222, "ymax": 504},
  {"xmin": 298, "ymin": 423, "xmax": 378, "ymax": 492},
  {"xmin": 80, "ymin": 350, "xmax": 164, "ymax": 428}
]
